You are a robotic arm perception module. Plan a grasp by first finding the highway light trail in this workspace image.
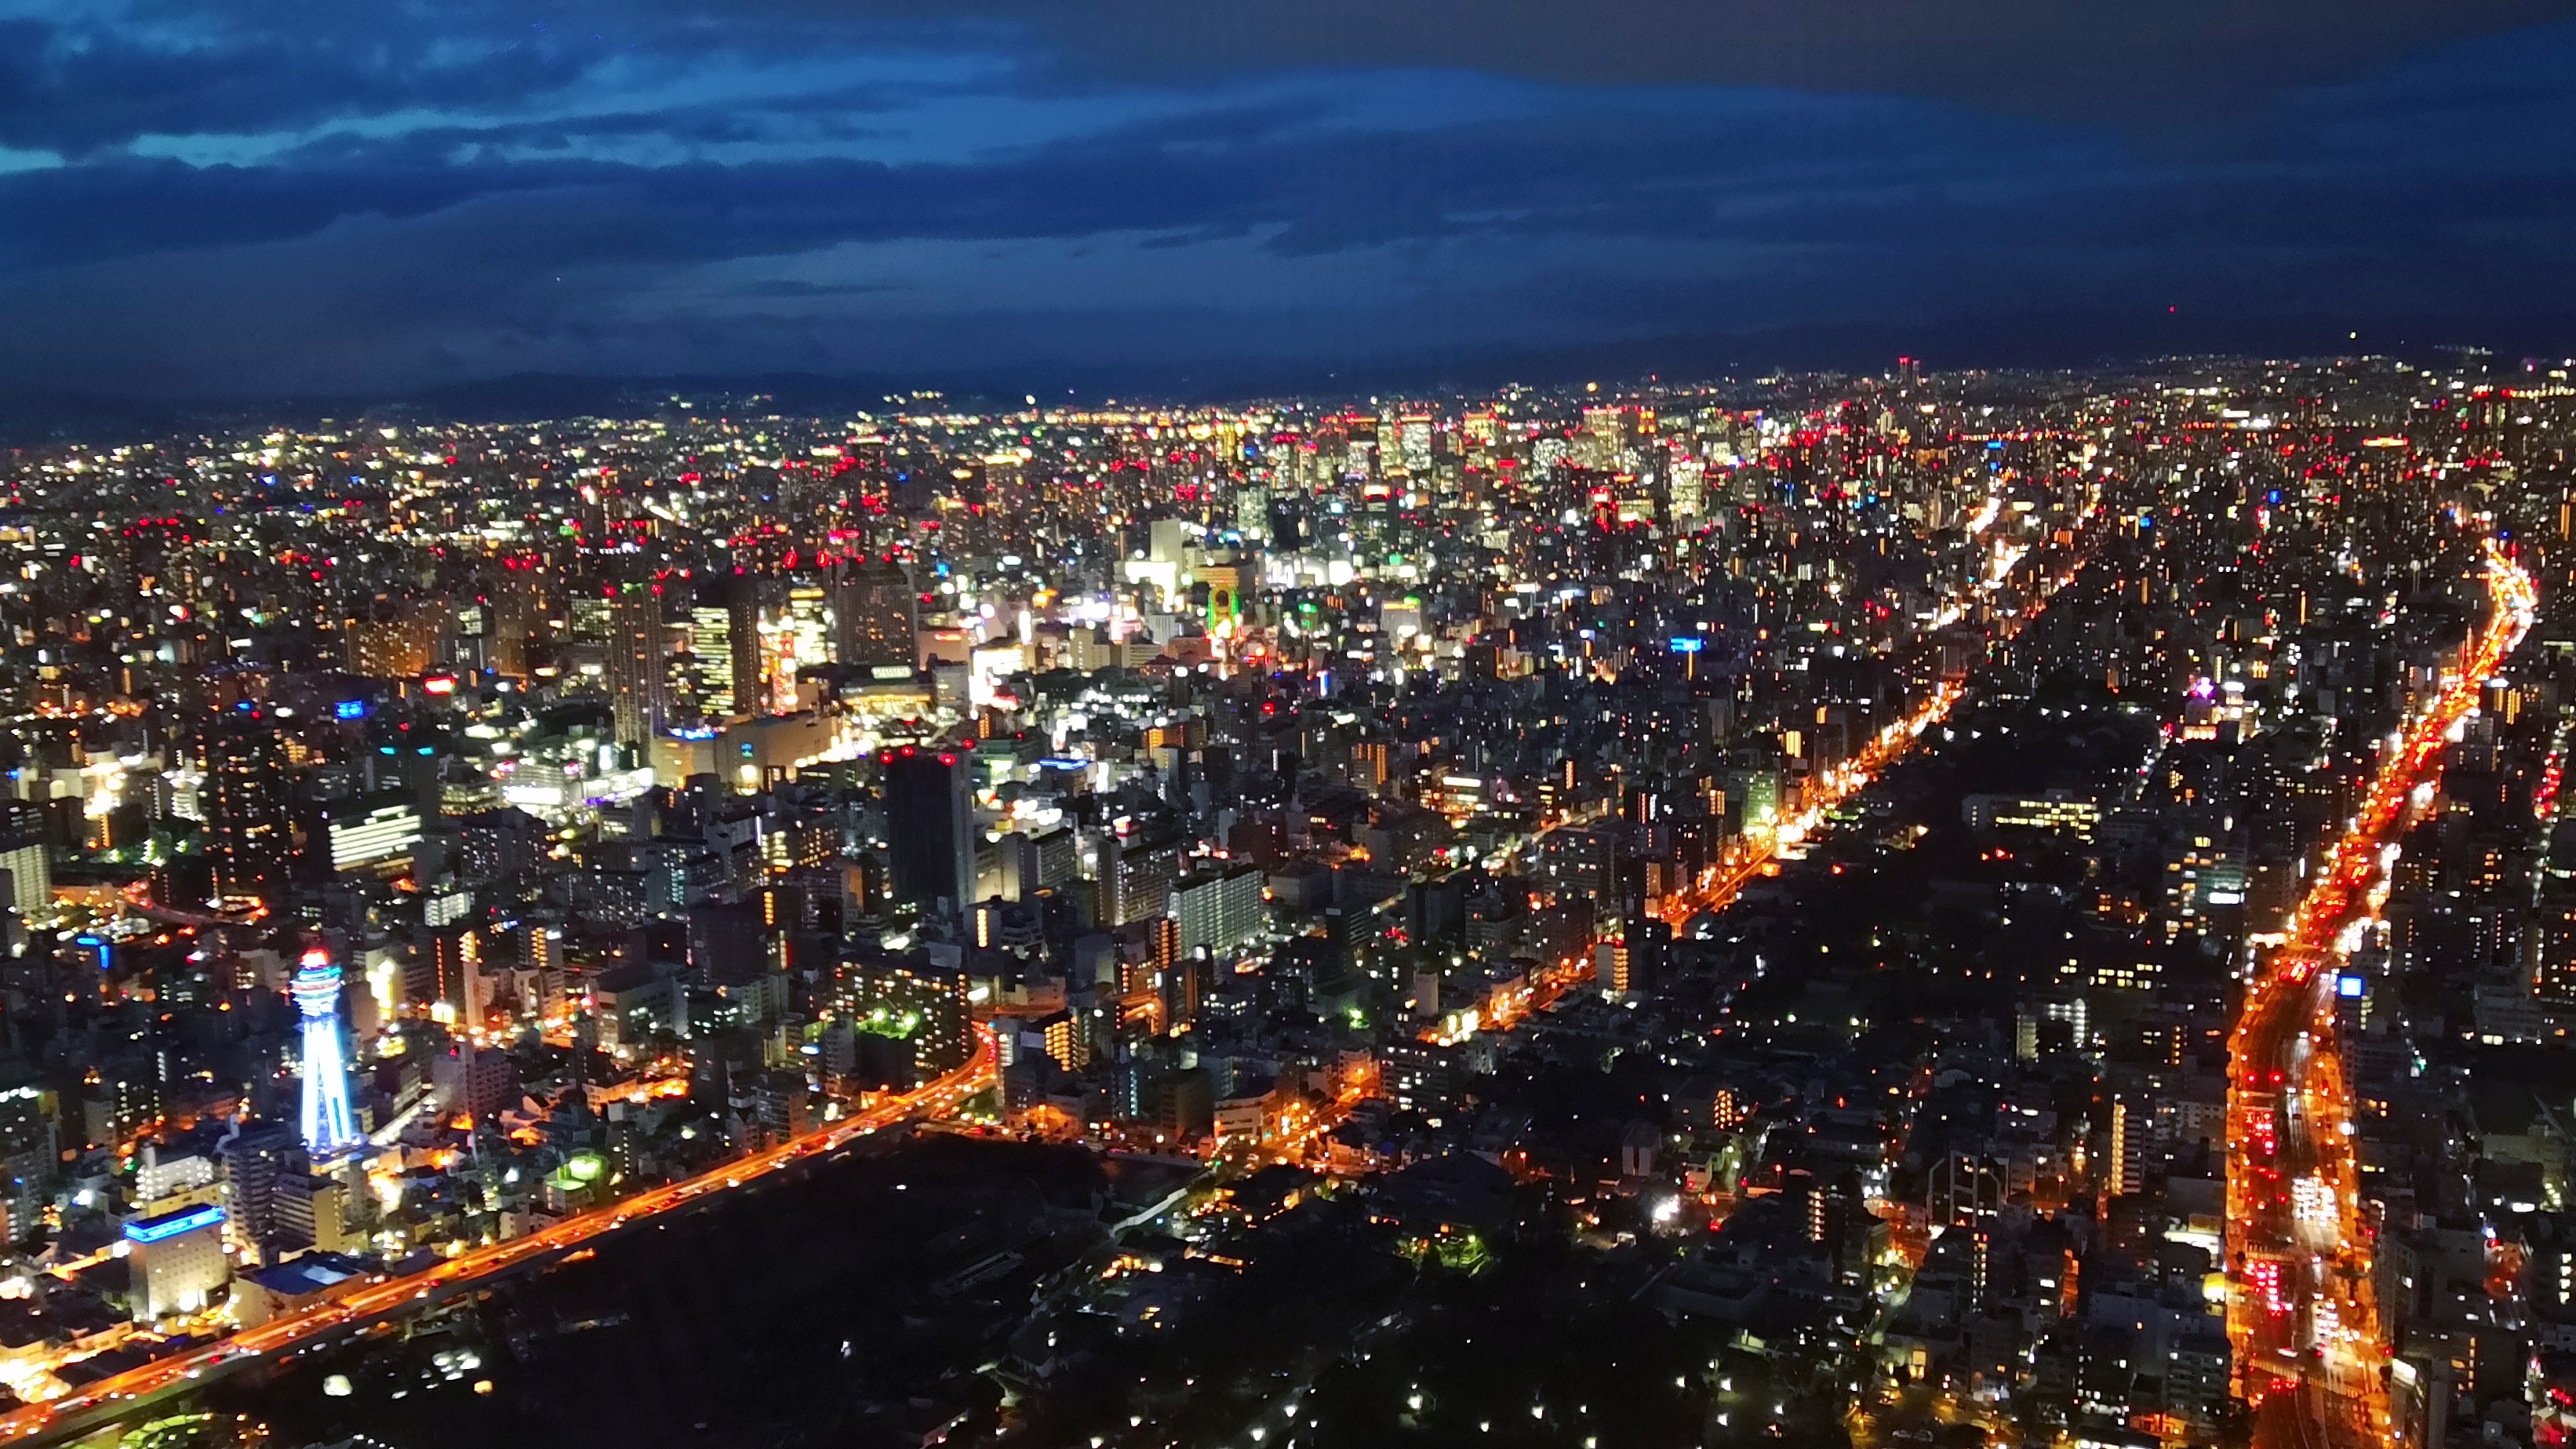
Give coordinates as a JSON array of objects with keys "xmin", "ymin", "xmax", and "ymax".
[
  {"xmin": 2227, "ymin": 540, "xmax": 2535, "ymax": 1449},
  {"xmin": 1415, "ymin": 521, "xmax": 2096, "ymax": 1053},
  {"xmin": 0, "ymin": 1028, "xmax": 999, "ymax": 1447},
  {"xmin": 1648, "ymin": 532, "xmax": 2096, "ymax": 934},
  {"xmin": 1406, "ymin": 517, "xmax": 2094, "ymax": 1058}
]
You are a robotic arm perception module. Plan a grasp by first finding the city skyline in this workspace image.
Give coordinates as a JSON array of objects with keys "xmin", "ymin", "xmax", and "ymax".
[
  {"xmin": 0, "ymin": 356, "xmax": 2551, "ymax": 1447},
  {"xmin": 5, "ymin": 2, "xmax": 2576, "ymax": 1444}
]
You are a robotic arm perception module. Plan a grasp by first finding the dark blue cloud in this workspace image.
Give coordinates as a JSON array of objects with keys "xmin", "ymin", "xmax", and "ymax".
[
  {"xmin": 0, "ymin": 0, "xmax": 2572, "ymax": 399},
  {"xmin": 17, "ymin": 0, "xmax": 2565, "ymax": 145},
  {"xmin": 0, "ymin": 92, "xmax": 2134, "ymax": 272},
  {"xmin": 0, "ymin": 9, "xmax": 606, "ymax": 156},
  {"xmin": 823, "ymin": 0, "xmax": 2576, "ymax": 123}
]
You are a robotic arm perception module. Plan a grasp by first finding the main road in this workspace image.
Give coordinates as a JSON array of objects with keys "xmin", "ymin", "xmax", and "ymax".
[
  {"xmin": 1646, "ymin": 522, "xmax": 2098, "ymax": 934},
  {"xmin": 0, "ymin": 1028, "xmax": 1000, "ymax": 1447},
  {"xmin": 2228, "ymin": 541, "xmax": 2536, "ymax": 1449}
]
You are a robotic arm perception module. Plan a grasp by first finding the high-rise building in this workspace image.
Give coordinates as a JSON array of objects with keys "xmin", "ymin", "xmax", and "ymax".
[
  {"xmin": 344, "ymin": 612, "xmax": 439, "ymax": 679},
  {"xmin": 0, "ymin": 1087, "xmax": 57, "ymax": 1236},
  {"xmin": 202, "ymin": 712, "xmax": 290, "ymax": 905},
  {"xmin": 1397, "ymin": 412, "xmax": 1434, "ymax": 473},
  {"xmin": 729, "ymin": 573, "xmax": 766, "ymax": 715},
  {"xmin": 2535, "ymin": 888, "xmax": 2576, "ymax": 1010},
  {"xmin": 293, "ymin": 947, "xmax": 363, "ymax": 1160},
  {"xmin": 1101, "ymin": 833, "xmax": 1182, "ymax": 927},
  {"xmin": 834, "ymin": 557, "xmax": 919, "ymax": 669},
  {"xmin": 604, "ymin": 578, "xmax": 669, "ymax": 750},
  {"xmin": 432, "ymin": 1041, "xmax": 515, "ymax": 1121},
  {"xmin": 407, "ymin": 923, "xmax": 488, "ymax": 1023},
  {"xmin": 1173, "ymin": 865, "xmax": 1264, "ymax": 959},
  {"xmin": 881, "ymin": 745, "xmax": 975, "ymax": 912},
  {"xmin": 833, "ymin": 957, "xmax": 972, "ymax": 1083},
  {"xmin": 780, "ymin": 581, "xmax": 834, "ymax": 690},
  {"xmin": 0, "ymin": 807, "xmax": 48, "ymax": 921},
  {"xmin": 483, "ymin": 572, "xmax": 537, "ymax": 679},
  {"xmin": 1037, "ymin": 1007, "xmax": 1090, "ymax": 1070},
  {"xmin": 687, "ymin": 600, "xmax": 737, "ymax": 718},
  {"xmin": 1000, "ymin": 826, "xmax": 1078, "ymax": 901},
  {"xmin": 217, "ymin": 1119, "xmax": 304, "ymax": 1262}
]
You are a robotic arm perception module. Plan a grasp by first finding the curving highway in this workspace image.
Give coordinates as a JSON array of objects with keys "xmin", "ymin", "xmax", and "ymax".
[{"xmin": 2227, "ymin": 541, "xmax": 2536, "ymax": 1449}]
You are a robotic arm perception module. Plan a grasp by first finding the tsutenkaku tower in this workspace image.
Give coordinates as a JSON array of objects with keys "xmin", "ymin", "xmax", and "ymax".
[{"xmin": 292, "ymin": 945, "xmax": 362, "ymax": 1159}]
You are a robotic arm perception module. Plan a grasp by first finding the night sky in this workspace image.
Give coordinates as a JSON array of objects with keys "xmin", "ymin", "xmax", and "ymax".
[{"xmin": 7, "ymin": 0, "xmax": 2576, "ymax": 402}]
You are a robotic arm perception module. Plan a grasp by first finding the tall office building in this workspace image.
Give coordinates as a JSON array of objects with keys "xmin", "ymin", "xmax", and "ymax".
[
  {"xmin": 1396, "ymin": 411, "xmax": 1435, "ymax": 473},
  {"xmin": 202, "ymin": 712, "xmax": 290, "ymax": 905},
  {"xmin": 729, "ymin": 573, "xmax": 766, "ymax": 718},
  {"xmin": 314, "ymin": 795, "xmax": 423, "ymax": 876},
  {"xmin": 834, "ymin": 557, "xmax": 919, "ymax": 669},
  {"xmin": 604, "ymin": 578, "xmax": 669, "ymax": 750},
  {"xmin": 687, "ymin": 599, "xmax": 737, "ymax": 719},
  {"xmin": 0, "ymin": 805, "xmax": 47, "ymax": 921},
  {"xmin": 293, "ymin": 947, "xmax": 363, "ymax": 1160},
  {"xmin": 0, "ymin": 1087, "xmax": 56, "ymax": 1236},
  {"xmin": 483, "ymin": 570, "xmax": 537, "ymax": 679},
  {"xmin": 880, "ymin": 745, "xmax": 975, "ymax": 912},
  {"xmin": 408, "ymin": 923, "xmax": 486, "ymax": 1020}
]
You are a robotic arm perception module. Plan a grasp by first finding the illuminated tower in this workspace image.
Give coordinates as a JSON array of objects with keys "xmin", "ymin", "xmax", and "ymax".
[{"xmin": 293, "ymin": 947, "xmax": 362, "ymax": 1159}]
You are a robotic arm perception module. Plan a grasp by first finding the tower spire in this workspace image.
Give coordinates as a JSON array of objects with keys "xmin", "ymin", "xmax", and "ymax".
[{"xmin": 292, "ymin": 941, "xmax": 362, "ymax": 1160}]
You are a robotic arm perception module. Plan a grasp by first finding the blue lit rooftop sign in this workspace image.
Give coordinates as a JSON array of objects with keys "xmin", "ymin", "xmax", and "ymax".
[{"xmin": 125, "ymin": 1203, "xmax": 226, "ymax": 1244}]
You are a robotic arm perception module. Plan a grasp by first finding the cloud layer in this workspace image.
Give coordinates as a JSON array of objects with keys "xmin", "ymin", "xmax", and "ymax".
[{"xmin": 2, "ymin": 0, "xmax": 2574, "ymax": 401}]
